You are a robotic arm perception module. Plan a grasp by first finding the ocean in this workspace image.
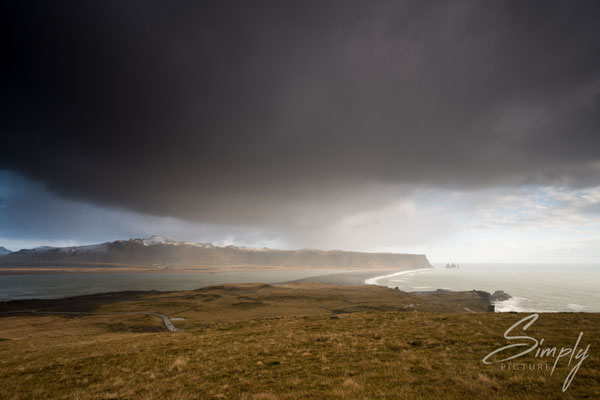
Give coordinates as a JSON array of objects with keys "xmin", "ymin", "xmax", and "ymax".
[
  {"xmin": 0, "ymin": 269, "xmax": 342, "ymax": 301},
  {"xmin": 2, "ymin": 265, "xmax": 599, "ymax": 312},
  {"xmin": 367, "ymin": 263, "xmax": 600, "ymax": 312}
]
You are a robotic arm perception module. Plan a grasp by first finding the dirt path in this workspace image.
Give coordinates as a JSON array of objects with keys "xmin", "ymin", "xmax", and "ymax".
[{"xmin": 0, "ymin": 310, "xmax": 179, "ymax": 331}]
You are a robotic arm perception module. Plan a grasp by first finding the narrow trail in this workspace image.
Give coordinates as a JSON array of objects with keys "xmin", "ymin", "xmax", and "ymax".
[{"xmin": 0, "ymin": 310, "xmax": 179, "ymax": 332}]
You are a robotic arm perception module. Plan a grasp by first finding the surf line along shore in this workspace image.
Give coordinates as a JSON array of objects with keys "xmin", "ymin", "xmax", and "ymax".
[{"xmin": 364, "ymin": 269, "xmax": 428, "ymax": 285}]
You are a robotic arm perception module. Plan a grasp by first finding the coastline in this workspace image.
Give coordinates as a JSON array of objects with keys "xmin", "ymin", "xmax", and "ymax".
[
  {"xmin": 364, "ymin": 268, "xmax": 429, "ymax": 285},
  {"xmin": 284, "ymin": 266, "xmax": 431, "ymax": 286},
  {"xmin": 362, "ymin": 267, "xmax": 512, "ymax": 312}
]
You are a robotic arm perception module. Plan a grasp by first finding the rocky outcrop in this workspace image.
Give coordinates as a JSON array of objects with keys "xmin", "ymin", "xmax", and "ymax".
[{"xmin": 490, "ymin": 290, "xmax": 512, "ymax": 302}]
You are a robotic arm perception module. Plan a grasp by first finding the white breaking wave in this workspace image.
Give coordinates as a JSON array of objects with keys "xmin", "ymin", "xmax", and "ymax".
[
  {"xmin": 493, "ymin": 297, "xmax": 529, "ymax": 312},
  {"xmin": 362, "ymin": 263, "xmax": 600, "ymax": 313},
  {"xmin": 365, "ymin": 268, "xmax": 428, "ymax": 285}
]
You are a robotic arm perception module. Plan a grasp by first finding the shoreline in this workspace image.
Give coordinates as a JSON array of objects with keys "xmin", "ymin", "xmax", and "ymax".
[
  {"xmin": 283, "ymin": 266, "xmax": 431, "ymax": 286},
  {"xmin": 0, "ymin": 268, "xmax": 413, "ymax": 301},
  {"xmin": 361, "ymin": 267, "xmax": 513, "ymax": 313},
  {"xmin": 364, "ymin": 268, "xmax": 430, "ymax": 285}
]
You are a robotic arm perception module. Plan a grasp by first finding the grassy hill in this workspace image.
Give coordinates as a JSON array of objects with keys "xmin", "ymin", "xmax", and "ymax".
[{"xmin": 0, "ymin": 284, "xmax": 598, "ymax": 399}]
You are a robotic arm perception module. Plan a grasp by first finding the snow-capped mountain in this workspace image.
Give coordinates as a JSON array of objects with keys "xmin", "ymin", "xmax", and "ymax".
[
  {"xmin": 142, "ymin": 235, "xmax": 180, "ymax": 245},
  {"xmin": 0, "ymin": 246, "xmax": 12, "ymax": 256},
  {"xmin": 0, "ymin": 236, "xmax": 432, "ymax": 269}
]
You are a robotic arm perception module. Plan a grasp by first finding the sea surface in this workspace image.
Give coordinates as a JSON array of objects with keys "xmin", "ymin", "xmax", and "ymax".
[
  {"xmin": 2, "ymin": 265, "xmax": 599, "ymax": 312},
  {"xmin": 367, "ymin": 263, "xmax": 600, "ymax": 312},
  {"xmin": 0, "ymin": 269, "xmax": 342, "ymax": 301}
]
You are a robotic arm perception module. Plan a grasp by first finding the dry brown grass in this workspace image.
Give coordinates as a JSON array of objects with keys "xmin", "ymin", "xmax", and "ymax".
[{"xmin": 0, "ymin": 284, "xmax": 598, "ymax": 399}]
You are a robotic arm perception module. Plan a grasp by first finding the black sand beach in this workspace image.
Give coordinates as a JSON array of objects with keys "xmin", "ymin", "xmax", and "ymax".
[{"xmin": 284, "ymin": 267, "xmax": 427, "ymax": 286}]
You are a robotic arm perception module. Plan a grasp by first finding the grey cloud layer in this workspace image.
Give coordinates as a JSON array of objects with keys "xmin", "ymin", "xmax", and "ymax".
[{"xmin": 2, "ymin": 1, "xmax": 600, "ymax": 227}]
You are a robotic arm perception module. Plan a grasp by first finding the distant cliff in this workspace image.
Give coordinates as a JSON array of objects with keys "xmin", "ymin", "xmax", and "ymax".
[{"xmin": 0, "ymin": 236, "xmax": 432, "ymax": 270}]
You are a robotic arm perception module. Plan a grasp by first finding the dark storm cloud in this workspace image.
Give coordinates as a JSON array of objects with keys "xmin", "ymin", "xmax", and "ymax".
[
  {"xmin": 2, "ymin": 0, "xmax": 600, "ymax": 226},
  {"xmin": 0, "ymin": 171, "xmax": 280, "ymax": 248}
]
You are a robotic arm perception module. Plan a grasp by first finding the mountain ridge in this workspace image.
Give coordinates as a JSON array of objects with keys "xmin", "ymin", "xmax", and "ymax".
[{"xmin": 0, "ymin": 236, "xmax": 432, "ymax": 270}]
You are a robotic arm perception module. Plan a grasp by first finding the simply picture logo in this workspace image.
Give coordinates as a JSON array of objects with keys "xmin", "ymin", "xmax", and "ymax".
[{"xmin": 482, "ymin": 313, "xmax": 590, "ymax": 392}]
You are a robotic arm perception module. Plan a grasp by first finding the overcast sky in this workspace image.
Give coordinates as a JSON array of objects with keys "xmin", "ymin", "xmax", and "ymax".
[{"xmin": 2, "ymin": 1, "xmax": 600, "ymax": 262}]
